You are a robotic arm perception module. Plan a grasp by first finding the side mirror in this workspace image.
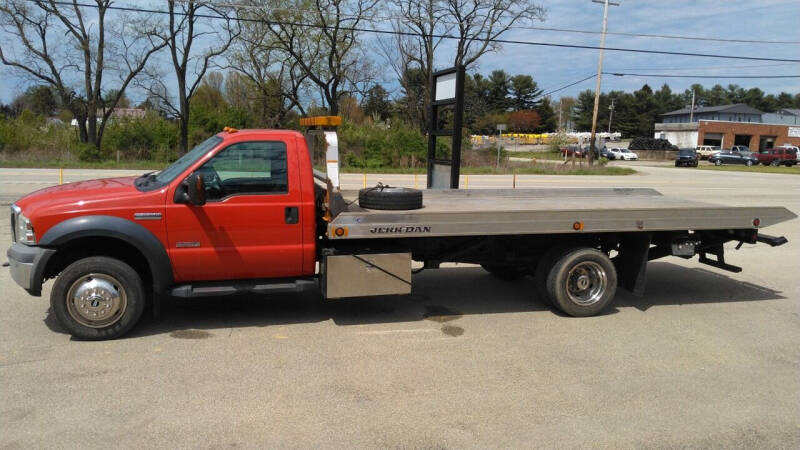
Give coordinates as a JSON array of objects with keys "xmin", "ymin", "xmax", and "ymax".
[{"xmin": 175, "ymin": 172, "xmax": 206, "ymax": 206}]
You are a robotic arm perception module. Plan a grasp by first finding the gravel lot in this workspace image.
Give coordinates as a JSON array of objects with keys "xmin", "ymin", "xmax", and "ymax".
[{"xmin": 1, "ymin": 165, "xmax": 799, "ymax": 448}]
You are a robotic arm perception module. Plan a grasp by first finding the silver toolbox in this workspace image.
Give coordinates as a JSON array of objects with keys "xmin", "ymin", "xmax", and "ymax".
[{"xmin": 322, "ymin": 253, "xmax": 411, "ymax": 299}]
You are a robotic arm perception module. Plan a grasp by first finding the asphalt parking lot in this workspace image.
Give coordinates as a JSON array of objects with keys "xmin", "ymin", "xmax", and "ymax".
[{"xmin": 1, "ymin": 165, "xmax": 799, "ymax": 448}]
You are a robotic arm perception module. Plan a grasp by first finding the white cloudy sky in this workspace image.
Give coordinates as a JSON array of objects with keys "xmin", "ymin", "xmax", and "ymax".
[{"xmin": 1, "ymin": 0, "xmax": 798, "ymax": 104}]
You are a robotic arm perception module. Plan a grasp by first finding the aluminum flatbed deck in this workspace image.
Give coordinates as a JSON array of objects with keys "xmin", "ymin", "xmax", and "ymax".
[{"xmin": 327, "ymin": 188, "xmax": 797, "ymax": 239}]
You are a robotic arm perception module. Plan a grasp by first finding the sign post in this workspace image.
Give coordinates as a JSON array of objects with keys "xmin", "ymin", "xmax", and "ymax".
[
  {"xmin": 496, "ymin": 123, "xmax": 507, "ymax": 169},
  {"xmin": 427, "ymin": 66, "xmax": 465, "ymax": 189}
]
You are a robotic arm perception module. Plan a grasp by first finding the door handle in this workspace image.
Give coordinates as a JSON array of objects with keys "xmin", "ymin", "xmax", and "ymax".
[{"xmin": 285, "ymin": 206, "xmax": 299, "ymax": 224}]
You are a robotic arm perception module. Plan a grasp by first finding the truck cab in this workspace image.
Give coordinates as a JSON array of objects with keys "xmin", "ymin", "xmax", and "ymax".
[{"xmin": 7, "ymin": 129, "xmax": 317, "ymax": 339}]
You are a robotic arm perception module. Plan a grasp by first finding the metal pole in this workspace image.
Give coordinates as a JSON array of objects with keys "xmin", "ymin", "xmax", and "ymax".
[
  {"xmin": 588, "ymin": 0, "xmax": 618, "ymax": 165},
  {"xmin": 497, "ymin": 129, "xmax": 501, "ymax": 169},
  {"xmin": 689, "ymin": 89, "xmax": 695, "ymax": 122},
  {"xmin": 607, "ymin": 98, "xmax": 615, "ymax": 134}
]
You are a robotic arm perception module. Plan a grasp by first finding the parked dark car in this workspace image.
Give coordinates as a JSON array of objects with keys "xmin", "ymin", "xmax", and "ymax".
[
  {"xmin": 560, "ymin": 145, "xmax": 585, "ymax": 158},
  {"xmin": 757, "ymin": 146, "xmax": 798, "ymax": 166},
  {"xmin": 708, "ymin": 150, "xmax": 759, "ymax": 166},
  {"xmin": 599, "ymin": 147, "xmax": 615, "ymax": 159},
  {"xmin": 675, "ymin": 148, "xmax": 698, "ymax": 167}
]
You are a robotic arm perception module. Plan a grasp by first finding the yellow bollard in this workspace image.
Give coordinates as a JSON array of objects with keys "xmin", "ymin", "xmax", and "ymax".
[
  {"xmin": 414, "ymin": 173, "xmax": 418, "ymax": 189},
  {"xmin": 363, "ymin": 173, "xmax": 367, "ymax": 188},
  {"xmin": 513, "ymin": 171, "xmax": 516, "ymax": 189},
  {"xmin": 59, "ymin": 168, "xmax": 63, "ymax": 185},
  {"xmin": 465, "ymin": 175, "xmax": 469, "ymax": 189}
]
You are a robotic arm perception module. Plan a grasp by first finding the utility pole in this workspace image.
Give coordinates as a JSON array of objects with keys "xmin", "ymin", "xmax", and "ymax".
[
  {"xmin": 689, "ymin": 89, "xmax": 696, "ymax": 122},
  {"xmin": 607, "ymin": 98, "xmax": 615, "ymax": 133},
  {"xmin": 588, "ymin": 0, "xmax": 619, "ymax": 165}
]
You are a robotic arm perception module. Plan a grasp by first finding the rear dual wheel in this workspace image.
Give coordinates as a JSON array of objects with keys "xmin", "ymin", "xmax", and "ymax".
[{"xmin": 535, "ymin": 247, "xmax": 617, "ymax": 317}]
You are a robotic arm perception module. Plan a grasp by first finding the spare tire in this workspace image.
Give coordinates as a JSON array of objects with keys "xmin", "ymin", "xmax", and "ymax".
[{"xmin": 358, "ymin": 186, "xmax": 423, "ymax": 210}]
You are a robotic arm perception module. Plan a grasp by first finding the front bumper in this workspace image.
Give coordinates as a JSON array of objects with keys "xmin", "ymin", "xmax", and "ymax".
[{"xmin": 6, "ymin": 243, "xmax": 55, "ymax": 296}]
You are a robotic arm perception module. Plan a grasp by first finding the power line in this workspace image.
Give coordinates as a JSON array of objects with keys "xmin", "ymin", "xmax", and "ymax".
[
  {"xmin": 37, "ymin": 1, "xmax": 800, "ymax": 63},
  {"xmin": 535, "ymin": 71, "xmax": 800, "ymax": 101},
  {"xmin": 611, "ymin": 62, "xmax": 800, "ymax": 72},
  {"xmin": 606, "ymin": 72, "xmax": 800, "ymax": 78},
  {"xmin": 538, "ymin": 74, "xmax": 597, "ymax": 98},
  {"xmin": 167, "ymin": 0, "xmax": 800, "ymax": 45}
]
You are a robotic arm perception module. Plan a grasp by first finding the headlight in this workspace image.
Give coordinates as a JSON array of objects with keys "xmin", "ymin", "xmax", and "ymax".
[{"xmin": 12, "ymin": 206, "xmax": 36, "ymax": 245}]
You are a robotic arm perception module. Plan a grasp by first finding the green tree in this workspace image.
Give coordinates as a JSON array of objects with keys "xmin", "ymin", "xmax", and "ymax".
[
  {"xmin": 535, "ymin": 97, "xmax": 557, "ymax": 132},
  {"xmin": 361, "ymin": 84, "xmax": 391, "ymax": 121},
  {"xmin": 509, "ymin": 75, "xmax": 541, "ymax": 111}
]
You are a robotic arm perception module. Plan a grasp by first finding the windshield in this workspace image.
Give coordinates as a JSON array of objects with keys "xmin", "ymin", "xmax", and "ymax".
[
  {"xmin": 679, "ymin": 149, "xmax": 695, "ymax": 155},
  {"xmin": 155, "ymin": 136, "xmax": 223, "ymax": 184}
]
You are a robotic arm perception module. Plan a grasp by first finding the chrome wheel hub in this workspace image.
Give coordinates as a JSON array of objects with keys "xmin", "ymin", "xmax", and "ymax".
[
  {"xmin": 566, "ymin": 261, "xmax": 607, "ymax": 306},
  {"xmin": 66, "ymin": 274, "xmax": 127, "ymax": 328}
]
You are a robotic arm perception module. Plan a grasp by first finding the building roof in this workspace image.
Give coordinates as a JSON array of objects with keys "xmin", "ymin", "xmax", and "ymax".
[
  {"xmin": 661, "ymin": 103, "xmax": 764, "ymax": 116},
  {"xmin": 778, "ymin": 108, "xmax": 800, "ymax": 116}
]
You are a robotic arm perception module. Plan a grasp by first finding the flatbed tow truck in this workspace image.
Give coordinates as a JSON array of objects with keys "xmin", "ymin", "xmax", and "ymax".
[{"xmin": 6, "ymin": 126, "xmax": 797, "ymax": 340}]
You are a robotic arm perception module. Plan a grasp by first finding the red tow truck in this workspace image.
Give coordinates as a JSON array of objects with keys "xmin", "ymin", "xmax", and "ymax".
[{"xmin": 6, "ymin": 126, "xmax": 796, "ymax": 340}]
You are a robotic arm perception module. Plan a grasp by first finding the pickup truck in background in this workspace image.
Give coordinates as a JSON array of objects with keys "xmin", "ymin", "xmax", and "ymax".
[
  {"xmin": 6, "ymin": 127, "xmax": 796, "ymax": 340},
  {"xmin": 757, "ymin": 146, "xmax": 798, "ymax": 167},
  {"xmin": 695, "ymin": 145, "xmax": 720, "ymax": 160}
]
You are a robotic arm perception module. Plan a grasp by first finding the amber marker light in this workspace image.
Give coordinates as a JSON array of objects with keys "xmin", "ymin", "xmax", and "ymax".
[
  {"xmin": 573, "ymin": 221, "xmax": 584, "ymax": 231},
  {"xmin": 334, "ymin": 227, "xmax": 346, "ymax": 237}
]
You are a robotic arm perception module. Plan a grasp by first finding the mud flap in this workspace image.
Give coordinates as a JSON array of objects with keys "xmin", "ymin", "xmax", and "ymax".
[{"xmin": 613, "ymin": 232, "xmax": 651, "ymax": 297}]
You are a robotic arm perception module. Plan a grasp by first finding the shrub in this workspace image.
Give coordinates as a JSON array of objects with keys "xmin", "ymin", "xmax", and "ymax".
[
  {"xmin": 629, "ymin": 137, "xmax": 677, "ymax": 151},
  {"xmin": 101, "ymin": 112, "xmax": 179, "ymax": 161}
]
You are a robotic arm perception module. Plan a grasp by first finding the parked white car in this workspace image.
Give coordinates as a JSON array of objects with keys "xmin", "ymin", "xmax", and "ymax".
[
  {"xmin": 608, "ymin": 148, "xmax": 624, "ymax": 160},
  {"xmin": 617, "ymin": 149, "xmax": 639, "ymax": 161}
]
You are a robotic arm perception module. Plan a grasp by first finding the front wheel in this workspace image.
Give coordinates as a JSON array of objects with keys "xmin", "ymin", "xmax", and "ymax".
[
  {"xmin": 745, "ymin": 160, "xmax": 753, "ymax": 167},
  {"xmin": 544, "ymin": 248, "xmax": 617, "ymax": 317},
  {"xmin": 51, "ymin": 256, "xmax": 146, "ymax": 340}
]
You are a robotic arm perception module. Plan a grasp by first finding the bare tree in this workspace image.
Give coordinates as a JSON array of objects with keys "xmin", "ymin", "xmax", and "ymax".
[
  {"xmin": 242, "ymin": 0, "xmax": 379, "ymax": 115},
  {"xmin": 0, "ymin": 0, "xmax": 167, "ymax": 153},
  {"xmin": 378, "ymin": 0, "xmax": 449, "ymax": 130},
  {"xmin": 445, "ymin": 0, "xmax": 546, "ymax": 68},
  {"xmin": 386, "ymin": 0, "xmax": 544, "ymax": 129},
  {"xmin": 224, "ymin": 16, "xmax": 309, "ymax": 126},
  {"xmin": 136, "ymin": 1, "xmax": 239, "ymax": 153}
]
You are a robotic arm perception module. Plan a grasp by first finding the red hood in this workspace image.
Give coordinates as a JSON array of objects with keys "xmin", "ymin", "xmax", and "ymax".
[{"xmin": 15, "ymin": 177, "xmax": 166, "ymax": 234}]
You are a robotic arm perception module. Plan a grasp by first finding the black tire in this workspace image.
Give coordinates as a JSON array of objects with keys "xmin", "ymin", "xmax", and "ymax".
[
  {"xmin": 745, "ymin": 160, "xmax": 753, "ymax": 167},
  {"xmin": 358, "ymin": 186, "xmax": 423, "ymax": 210},
  {"xmin": 714, "ymin": 159, "xmax": 722, "ymax": 166},
  {"xmin": 51, "ymin": 256, "xmax": 146, "ymax": 340},
  {"xmin": 481, "ymin": 263, "xmax": 527, "ymax": 281},
  {"xmin": 545, "ymin": 248, "xmax": 617, "ymax": 317},
  {"xmin": 534, "ymin": 246, "xmax": 572, "ymax": 306},
  {"xmin": 674, "ymin": 162, "xmax": 680, "ymax": 167}
]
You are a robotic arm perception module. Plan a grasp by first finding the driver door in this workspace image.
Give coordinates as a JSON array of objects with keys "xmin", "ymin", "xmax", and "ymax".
[{"xmin": 166, "ymin": 139, "xmax": 304, "ymax": 282}]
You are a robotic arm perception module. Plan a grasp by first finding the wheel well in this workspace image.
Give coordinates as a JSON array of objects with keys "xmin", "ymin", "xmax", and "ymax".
[{"xmin": 43, "ymin": 237, "xmax": 153, "ymax": 292}]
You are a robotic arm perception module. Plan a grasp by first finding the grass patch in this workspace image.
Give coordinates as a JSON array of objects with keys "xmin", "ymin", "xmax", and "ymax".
[
  {"xmin": 4, "ymin": 159, "xmax": 634, "ymax": 176},
  {"xmin": 695, "ymin": 164, "xmax": 800, "ymax": 175},
  {"xmin": 0, "ymin": 159, "xmax": 165, "ymax": 170},
  {"xmin": 507, "ymin": 151, "xmax": 565, "ymax": 160},
  {"xmin": 460, "ymin": 166, "xmax": 635, "ymax": 175}
]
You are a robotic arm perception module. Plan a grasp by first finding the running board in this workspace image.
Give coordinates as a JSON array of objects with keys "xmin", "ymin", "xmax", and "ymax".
[{"xmin": 171, "ymin": 278, "xmax": 317, "ymax": 298}]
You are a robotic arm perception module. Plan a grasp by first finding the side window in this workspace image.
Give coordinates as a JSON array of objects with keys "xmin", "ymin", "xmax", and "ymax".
[{"xmin": 198, "ymin": 141, "xmax": 288, "ymax": 201}]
